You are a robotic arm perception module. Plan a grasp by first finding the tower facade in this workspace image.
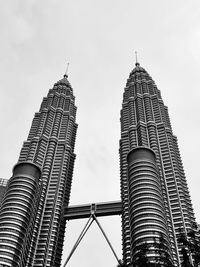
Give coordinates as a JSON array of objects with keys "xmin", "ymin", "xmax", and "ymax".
[
  {"xmin": 0, "ymin": 75, "xmax": 77, "ymax": 267},
  {"xmin": 0, "ymin": 178, "xmax": 8, "ymax": 205},
  {"xmin": 120, "ymin": 62, "xmax": 196, "ymax": 266}
]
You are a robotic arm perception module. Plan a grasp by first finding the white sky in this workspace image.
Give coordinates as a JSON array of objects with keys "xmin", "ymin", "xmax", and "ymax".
[{"xmin": 0, "ymin": 1, "xmax": 200, "ymax": 266}]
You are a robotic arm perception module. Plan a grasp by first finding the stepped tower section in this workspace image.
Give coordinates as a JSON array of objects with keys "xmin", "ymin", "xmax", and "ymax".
[
  {"xmin": 119, "ymin": 62, "xmax": 195, "ymax": 266},
  {"xmin": 0, "ymin": 74, "xmax": 77, "ymax": 267}
]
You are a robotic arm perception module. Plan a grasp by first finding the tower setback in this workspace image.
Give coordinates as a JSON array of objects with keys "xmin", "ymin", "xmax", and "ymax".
[{"xmin": 120, "ymin": 62, "xmax": 196, "ymax": 266}]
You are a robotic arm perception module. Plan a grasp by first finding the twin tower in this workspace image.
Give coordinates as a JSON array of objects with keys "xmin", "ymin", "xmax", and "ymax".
[{"xmin": 0, "ymin": 62, "xmax": 196, "ymax": 266}]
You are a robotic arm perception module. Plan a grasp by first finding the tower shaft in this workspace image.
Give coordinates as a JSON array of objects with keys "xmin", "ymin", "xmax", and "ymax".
[
  {"xmin": 120, "ymin": 63, "xmax": 195, "ymax": 266},
  {"xmin": 0, "ymin": 76, "xmax": 77, "ymax": 267}
]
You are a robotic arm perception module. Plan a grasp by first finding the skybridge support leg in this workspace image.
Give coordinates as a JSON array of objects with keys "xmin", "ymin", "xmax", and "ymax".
[{"xmin": 62, "ymin": 204, "xmax": 123, "ymax": 266}]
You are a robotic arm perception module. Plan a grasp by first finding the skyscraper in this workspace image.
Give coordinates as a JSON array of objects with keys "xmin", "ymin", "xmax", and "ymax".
[
  {"xmin": 120, "ymin": 62, "xmax": 196, "ymax": 266},
  {"xmin": 0, "ymin": 74, "xmax": 77, "ymax": 267},
  {"xmin": 0, "ymin": 61, "xmax": 197, "ymax": 267}
]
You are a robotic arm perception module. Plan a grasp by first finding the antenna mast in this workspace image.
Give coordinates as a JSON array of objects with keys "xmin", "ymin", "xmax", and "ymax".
[{"xmin": 64, "ymin": 62, "xmax": 70, "ymax": 77}]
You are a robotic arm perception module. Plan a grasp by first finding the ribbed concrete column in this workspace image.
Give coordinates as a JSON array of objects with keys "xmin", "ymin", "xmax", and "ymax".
[
  {"xmin": 0, "ymin": 162, "xmax": 41, "ymax": 267},
  {"xmin": 127, "ymin": 147, "xmax": 171, "ymax": 263}
]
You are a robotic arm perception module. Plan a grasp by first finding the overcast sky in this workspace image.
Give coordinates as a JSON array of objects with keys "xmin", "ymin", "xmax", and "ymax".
[{"xmin": 0, "ymin": 1, "xmax": 200, "ymax": 266}]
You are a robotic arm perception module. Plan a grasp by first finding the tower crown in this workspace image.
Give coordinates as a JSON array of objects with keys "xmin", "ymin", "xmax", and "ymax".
[
  {"xmin": 131, "ymin": 62, "xmax": 146, "ymax": 74},
  {"xmin": 54, "ymin": 74, "xmax": 72, "ymax": 88}
]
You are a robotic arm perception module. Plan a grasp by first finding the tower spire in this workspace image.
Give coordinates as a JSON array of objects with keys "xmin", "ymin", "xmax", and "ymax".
[
  {"xmin": 64, "ymin": 62, "xmax": 70, "ymax": 78},
  {"xmin": 135, "ymin": 51, "xmax": 140, "ymax": 66}
]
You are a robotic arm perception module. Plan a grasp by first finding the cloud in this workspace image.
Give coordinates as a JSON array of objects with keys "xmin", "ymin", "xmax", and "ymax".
[{"xmin": 0, "ymin": 2, "xmax": 33, "ymax": 46}]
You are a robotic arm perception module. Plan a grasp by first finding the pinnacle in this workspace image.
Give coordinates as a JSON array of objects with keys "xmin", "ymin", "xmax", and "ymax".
[{"xmin": 54, "ymin": 74, "xmax": 71, "ymax": 88}]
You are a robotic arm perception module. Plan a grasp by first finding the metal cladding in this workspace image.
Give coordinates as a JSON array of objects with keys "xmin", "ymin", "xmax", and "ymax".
[
  {"xmin": 127, "ymin": 147, "xmax": 172, "ymax": 263},
  {"xmin": 0, "ymin": 162, "xmax": 41, "ymax": 267},
  {"xmin": 0, "ymin": 75, "xmax": 78, "ymax": 267},
  {"xmin": 119, "ymin": 63, "xmax": 196, "ymax": 266}
]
